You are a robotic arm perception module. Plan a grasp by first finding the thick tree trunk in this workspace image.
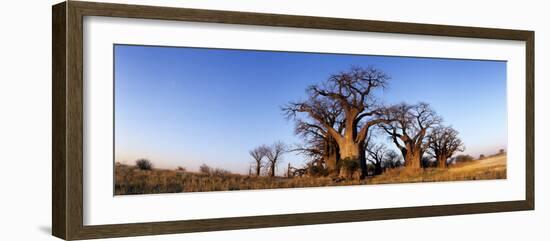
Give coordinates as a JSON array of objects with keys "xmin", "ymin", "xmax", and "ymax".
[
  {"xmin": 269, "ymin": 163, "xmax": 275, "ymax": 177},
  {"xmin": 325, "ymin": 151, "xmax": 339, "ymax": 175},
  {"xmin": 437, "ymin": 155, "xmax": 447, "ymax": 168},
  {"xmin": 404, "ymin": 148, "xmax": 422, "ymax": 169},
  {"xmin": 399, "ymin": 141, "xmax": 424, "ymax": 169},
  {"xmin": 325, "ymin": 140, "xmax": 340, "ymax": 175},
  {"xmin": 255, "ymin": 164, "xmax": 261, "ymax": 176},
  {"xmin": 339, "ymin": 141, "xmax": 361, "ymax": 160},
  {"xmin": 337, "ymin": 141, "xmax": 365, "ymax": 179}
]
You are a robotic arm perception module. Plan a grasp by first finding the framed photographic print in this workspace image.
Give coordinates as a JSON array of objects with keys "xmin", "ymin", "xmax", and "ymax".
[{"xmin": 52, "ymin": 1, "xmax": 534, "ymax": 240}]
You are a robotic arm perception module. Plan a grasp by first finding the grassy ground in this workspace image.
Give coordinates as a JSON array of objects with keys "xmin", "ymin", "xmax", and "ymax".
[
  {"xmin": 115, "ymin": 154, "xmax": 506, "ymax": 195},
  {"xmin": 369, "ymin": 154, "xmax": 506, "ymax": 184},
  {"xmin": 114, "ymin": 166, "xmax": 365, "ymax": 195}
]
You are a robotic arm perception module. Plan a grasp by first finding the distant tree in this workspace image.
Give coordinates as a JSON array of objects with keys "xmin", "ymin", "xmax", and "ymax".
[
  {"xmin": 286, "ymin": 163, "xmax": 292, "ymax": 177},
  {"xmin": 306, "ymin": 163, "xmax": 329, "ymax": 177},
  {"xmin": 264, "ymin": 141, "xmax": 287, "ymax": 177},
  {"xmin": 199, "ymin": 164, "xmax": 211, "ymax": 174},
  {"xmin": 382, "ymin": 150, "xmax": 403, "ymax": 169},
  {"xmin": 454, "ymin": 154, "xmax": 474, "ymax": 164},
  {"xmin": 421, "ymin": 156, "xmax": 437, "ymax": 168},
  {"xmin": 380, "ymin": 103, "xmax": 441, "ymax": 169},
  {"xmin": 365, "ymin": 140, "xmax": 388, "ymax": 176},
  {"xmin": 479, "ymin": 154, "xmax": 486, "ymax": 160},
  {"xmin": 176, "ymin": 166, "xmax": 186, "ymax": 172},
  {"xmin": 212, "ymin": 168, "xmax": 231, "ymax": 177},
  {"xmin": 427, "ymin": 126, "xmax": 465, "ymax": 168},
  {"xmin": 499, "ymin": 149, "xmax": 505, "ymax": 155},
  {"xmin": 135, "ymin": 158, "xmax": 153, "ymax": 171},
  {"xmin": 249, "ymin": 145, "xmax": 268, "ymax": 176}
]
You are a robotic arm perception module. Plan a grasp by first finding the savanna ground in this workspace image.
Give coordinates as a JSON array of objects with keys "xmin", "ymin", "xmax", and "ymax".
[{"xmin": 115, "ymin": 154, "xmax": 506, "ymax": 195}]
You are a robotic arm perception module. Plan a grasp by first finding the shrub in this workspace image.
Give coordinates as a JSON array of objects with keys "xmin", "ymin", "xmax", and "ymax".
[
  {"xmin": 135, "ymin": 158, "xmax": 153, "ymax": 170},
  {"xmin": 453, "ymin": 155, "xmax": 474, "ymax": 164},
  {"xmin": 308, "ymin": 165, "xmax": 328, "ymax": 177},
  {"xmin": 212, "ymin": 168, "xmax": 231, "ymax": 177},
  {"xmin": 422, "ymin": 156, "xmax": 437, "ymax": 168},
  {"xmin": 176, "ymin": 166, "xmax": 186, "ymax": 172},
  {"xmin": 338, "ymin": 158, "xmax": 360, "ymax": 171},
  {"xmin": 199, "ymin": 164, "xmax": 211, "ymax": 174}
]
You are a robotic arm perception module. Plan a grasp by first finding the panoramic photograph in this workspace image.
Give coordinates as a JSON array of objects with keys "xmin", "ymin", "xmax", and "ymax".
[{"xmin": 113, "ymin": 44, "xmax": 507, "ymax": 195}]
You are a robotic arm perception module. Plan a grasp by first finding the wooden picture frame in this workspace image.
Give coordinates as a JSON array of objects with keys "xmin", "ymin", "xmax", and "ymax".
[{"xmin": 52, "ymin": 1, "xmax": 534, "ymax": 240}]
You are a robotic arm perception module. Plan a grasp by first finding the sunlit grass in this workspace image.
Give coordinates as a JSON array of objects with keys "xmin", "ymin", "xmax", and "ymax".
[
  {"xmin": 369, "ymin": 154, "xmax": 506, "ymax": 184},
  {"xmin": 115, "ymin": 154, "xmax": 506, "ymax": 195}
]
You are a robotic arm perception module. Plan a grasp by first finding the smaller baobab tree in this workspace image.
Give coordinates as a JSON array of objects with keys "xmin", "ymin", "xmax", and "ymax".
[
  {"xmin": 290, "ymin": 102, "xmax": 343, "ymax": 175},
  {"xmin": 283, "ymin": 96, "xmax": 344, "ymax": 176},
  {"xmin": 428, "ymin": 126, "xmax": 465, "ymax": 168},
  {"xmin": 249, "ymin": 145, "xmax": 268, "ymax": 176},
  {"xmin": 265, "ymin": 141, "xmax": 287, "ymax": 177},
  {"xmin": 365, "ymin": 142, "xmax": 388, "ymax": 176},
  {"xmin": 382, "ymin": 150, "xmax": 402, "ymax": 169},
  {"xmin": 380, "ymin": 102, "xmax": 441, "ymax": 169},
  {"xmin": 364, "ymin": 131, "xmax": 388, "ymax": 176}
]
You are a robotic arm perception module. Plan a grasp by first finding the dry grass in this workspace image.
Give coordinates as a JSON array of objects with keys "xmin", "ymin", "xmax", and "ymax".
[
  {"xmin": 115, "ymin": 165, "xmax": 367, "ymax": 195},
  {"xmin": 369, "ymin": 154, "xmax": 506, "ymax": 184},
  {"xmin": 115, "ymin": 154, "xmax": 506, "ymax": 195}
]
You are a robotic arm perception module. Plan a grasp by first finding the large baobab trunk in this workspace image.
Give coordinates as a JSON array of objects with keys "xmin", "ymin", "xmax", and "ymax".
[
  {"xmin": 403, "ymin": 148, "xmax": 423, "ymax": 169},
  {"xmin": 437, "ymin": 156, "xmax": 447, "ymax": 168},
  {"xmin": 337, "ymin": 140, "xmax": 365, "ymax": 179},
  {"xmin": 339, "ymin": 141, "xmax": 361, "ymax": 161},
  {"xmin": 339, "ymin": 112, "xmax": 363, "ymax": 162}
]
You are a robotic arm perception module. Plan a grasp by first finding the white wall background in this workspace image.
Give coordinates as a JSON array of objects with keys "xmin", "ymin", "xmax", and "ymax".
[{"xmin": 0, "ymin": 0, "xmax": 547, "ymax": 240}]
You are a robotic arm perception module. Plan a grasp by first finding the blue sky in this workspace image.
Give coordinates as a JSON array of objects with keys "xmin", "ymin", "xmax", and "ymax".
[{"xmin": 114, "ymin": 44, "xmax": 507, "ymax": 174}]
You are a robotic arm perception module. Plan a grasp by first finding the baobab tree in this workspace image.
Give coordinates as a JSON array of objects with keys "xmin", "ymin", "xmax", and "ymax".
[
  {"xmin": 292, "ymin": 125, "xmax": 340, "ymax": 175},
  {"xmin": 265, "ymin": 141, "xmax": 287, "ymax": 177},
  {"xmin": 365, "ymin": 142, "xmax": 388, "ymax": 176},
  {"xmin": 428, "ymin": 126, "xmax": 465, "ymax": 168},
  {"xmin": 382, "ymin": 150, "xmax": 402, "ymax": 169},
  {"xmin": 249, "ymin": 145, "xmax": 268, "ymax": 176},
  {"xmin": 381, "ymin": 103, "xmax": 441, "ymax": 169},
  {"xmin": 284, "ymin": 66, "xmax": 392, "ymax": 179},
  {"xmin": 286, "ymin": 98, "xmax": 343, "ymax": 175}
]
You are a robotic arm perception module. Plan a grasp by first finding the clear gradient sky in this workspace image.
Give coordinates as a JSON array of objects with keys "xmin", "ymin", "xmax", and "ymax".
[{"xmin": 114, "ymin": 44, "xmax": 507, "ymax": 174}]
